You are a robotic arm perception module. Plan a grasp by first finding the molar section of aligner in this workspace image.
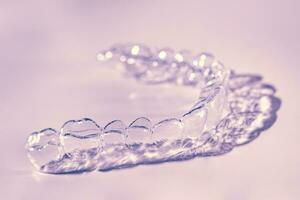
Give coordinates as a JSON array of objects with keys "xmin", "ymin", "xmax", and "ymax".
[
  {"xmin": 203, "ymin": 86, "xmax": 228, "ymax": 131},
  {"xmin": 102, "ymin": 120, "xmax": 126, "ymax": 149},
  {"xmin": 182, "ymin": 107, "xmax": 208, "ymax": 139},
  {"xmin": 60, "ymin": 118, "xmax": 101, "ymax": 156},
  {"xmin": 152, "ymin": 118, "xmax": 184, "ymax": 142},
  {"xmin": 126, "ymin": 117, "xmax": 153, "ymax": 146},
  {"xmin": 26, "ymin": 128, "xmax": 61, "ymax": 171}
]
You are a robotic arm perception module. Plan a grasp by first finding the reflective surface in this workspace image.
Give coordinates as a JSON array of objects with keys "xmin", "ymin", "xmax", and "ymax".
[
  {"xmin": 28, "ymin": 72, "xmax": 280, "ymax": 174},
  {"xmin": 1, "ymin": 0, "xmax": 299, "ymax": 199}
]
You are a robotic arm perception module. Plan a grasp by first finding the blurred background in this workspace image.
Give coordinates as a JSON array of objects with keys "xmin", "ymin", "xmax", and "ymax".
[{"xmin": 1, "ymin": 0, "xmax": 299, "ymax": 199}]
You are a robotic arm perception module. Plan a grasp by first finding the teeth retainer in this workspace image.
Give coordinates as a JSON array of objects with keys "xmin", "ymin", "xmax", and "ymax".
[{"xmin": 25, "ymin": 44, "xmax": 281, "ymax": 174}]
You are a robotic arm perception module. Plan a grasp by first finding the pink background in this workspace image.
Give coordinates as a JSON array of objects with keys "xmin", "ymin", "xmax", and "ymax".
[{"xmin": 1, "ymin": 0, "xmax": 300, "ymax": 199}]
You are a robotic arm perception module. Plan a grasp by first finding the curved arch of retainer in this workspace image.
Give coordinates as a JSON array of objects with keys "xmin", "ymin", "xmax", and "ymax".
[{"xmin": 25, "ymin": 44, "xmax": 281, "ymax": 174}]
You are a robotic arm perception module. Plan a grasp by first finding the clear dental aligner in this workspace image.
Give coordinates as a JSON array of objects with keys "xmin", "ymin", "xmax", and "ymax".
[{"xmin": 25, "ymin": 44, "xmax": 281, "ymax": 174}]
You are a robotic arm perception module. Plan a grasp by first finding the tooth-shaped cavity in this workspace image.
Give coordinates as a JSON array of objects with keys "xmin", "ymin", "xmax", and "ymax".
[
  {"xmin": 193, "ymin": 52, "xmax": 215, "ymax": 69},
  {"xmin": 25, "ymin": 128, "xmax": 61, "ymax": 170},
  {"xmin": 182, "ymin": 107, "xmax": 208, "ymax": 138},
  {"xmin": 60, "ymin": 118, "xmax": 101, "ymax": 154},
  {"xmin": 104, "ymin": 120, "xmax": 126, "ymax": 134},
  {"xmin": 205, "ymin": 87, "xmax": 227, "ymax": 131},
  {"xmin": 152, "ymin": 118, "xmax": 184, "ymax": 142},
  {"xmin": 126, "ymin": 117, "xmax": 152, "ymax": 145},
  {"xmin": 103, "ymin": 120, "xmax": 126, "ymax": 146}
]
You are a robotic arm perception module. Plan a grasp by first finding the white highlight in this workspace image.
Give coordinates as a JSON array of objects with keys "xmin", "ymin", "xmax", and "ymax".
[{"xmin": 131, "ymin": 45, "xmax": 140, "ymax": 55}]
